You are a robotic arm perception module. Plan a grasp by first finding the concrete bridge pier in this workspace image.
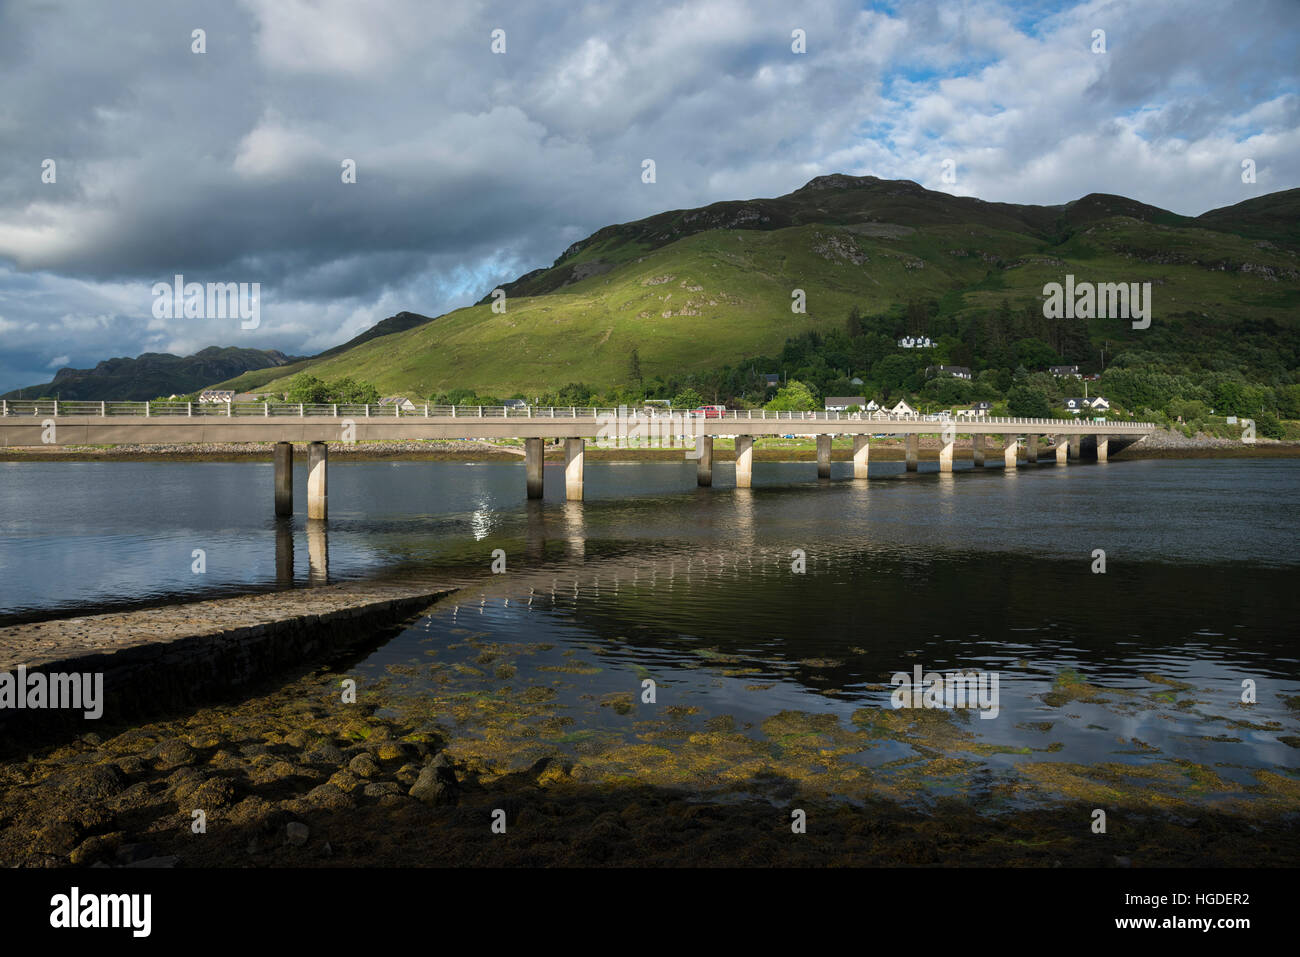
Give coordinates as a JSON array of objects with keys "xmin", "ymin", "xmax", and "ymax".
[
  {"xmin": 307, "ymin": 442, "xmax": 328, "ymax": 520},
  {"xmin": 1055, "ymin": 435, "xmax": 1068, "ymax": 465},
  {"xmin": 1069, "ymin": 435, "xmax": 1082, "ymax": 459},
  {"xmin": 525, "ymin": 437, "xmax": 544, "ymax": 499},
  {"xmin": 971, "ymin": 433, "xmax": 984, "ymax": 467},
  {"xmin": 905, "ymin": 433, "xmax": 918, "ymax": 471},
  {"xmin": 939, "ymin": 436, "xmax": 955, "ymax": 472},
  {"xmin": 697, "ymin": 436, "xmax": 714, "ymax": 486},
  {"xmin": 274, "ymin": 441, "xmax": 293, "ymax": 516},
  {"xmin": 1096, "ymin": 435, "xmax": 1109, "ymax": 463},
  {"xmin": 1003, "ymin": 437, "xmax": 1018, "ymax": 469},
  {"xmin": 565, "ymin": 438, "xmax": 585, "ymax": 500},
  {"xmin": 735, "ymin": 435, "xmax": 754, "ymax": 488},
  {"xmin": 1026, "ymin": 434, "xmax": 1039, "ymax": 464},
  {"xmin": 853, "ymin": 435, "xmax": 870, "ymax": 478},
  {"xmin": 816, "ymin": 434, "xmax": 832, "ymax": 478}
]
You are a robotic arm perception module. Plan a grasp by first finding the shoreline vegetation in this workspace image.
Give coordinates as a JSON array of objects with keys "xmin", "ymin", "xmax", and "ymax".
[{"xmin": 2, "ymin": 429, "xmax": 1297, "ymax": 463}]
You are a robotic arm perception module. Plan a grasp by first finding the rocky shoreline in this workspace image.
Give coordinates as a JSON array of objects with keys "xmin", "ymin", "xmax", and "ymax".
[
  {"xmin": 2, "ymin": 641, "xmax": 1294, "ymax": 868},
  {"xmin": 1, "ymin": 584, "xmax": 1296, "ymax": 867}
]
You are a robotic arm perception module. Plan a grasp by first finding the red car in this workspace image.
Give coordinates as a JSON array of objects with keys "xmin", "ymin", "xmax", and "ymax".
[{"xmin": 691, "ymin": 405, "xmax": 727, "ymax": 418}]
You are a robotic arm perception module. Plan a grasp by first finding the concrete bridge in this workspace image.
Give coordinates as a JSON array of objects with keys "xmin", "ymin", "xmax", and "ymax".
[{"xmin": 0, "ymin": 399, "xmax": 1155, "ymax": 518}]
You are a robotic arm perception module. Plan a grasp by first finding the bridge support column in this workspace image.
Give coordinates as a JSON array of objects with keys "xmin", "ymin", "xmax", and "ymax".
[
  {"xmin": 565, "ymin": 438, "xmax": 584, "ymax": 501},
  {"xmin": 274, "ymin": 441, "xmax": 293, "ymax": 516},
  {"xmin": 939, "ymin": 436, "xmax": 954, "ymax": 472},
  {"xmin": 735, "ymin": 435, "xmax": 754, "ymax": 488},
  {"xmin": 853, "ymin": 435, "xmax": 870, "ymax": 479},
  {"xmin": 525, "ymin": 437, "xmax": 544, "ymax": 499},
  {"xmin": 1003, "ymin": 437, "xmax": 1018, "ymax": 469},
  {"xmin": 1069, "ymin": 435, "xmax": 1082, "ymax": 460},
  {"xmin": 972, "ymin": 433, "xmax": 984, "ymax": 467},
  {"xmin": 1055, "ymin": 435, "xmax": 1068, "ymax": 465},
  {"xmin": 1096, "ymin": 435, "xmax": 1109, "ymax": 463},
  {"xmin": 1026, "ymin": 434, "xmax": 1039, "ymax": 463},
  {"xmin": 905, "ymin": 433, "xmax": 918, "ymax": 471},
  {"xmin": 697, "ymin": 436, "xmax": 713, "ymax": 487},
  {"xmin": 307, "ymin": 442, "xmax": 328, "ymax": 520},
  {"xmin": 817, "ymin": 434, "xmax": 832, "ymax": 478}
]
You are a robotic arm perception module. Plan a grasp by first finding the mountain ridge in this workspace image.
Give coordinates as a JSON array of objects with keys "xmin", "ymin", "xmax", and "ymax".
[
  {"xmin": 3, "ymin": 346, "xmax": 301, "ymax": 401},
  {"xmin": 12, "ymin": 177, "xmax": 1298, "ymax": 404}
]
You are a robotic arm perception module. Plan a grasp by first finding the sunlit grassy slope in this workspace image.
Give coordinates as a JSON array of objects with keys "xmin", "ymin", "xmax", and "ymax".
[{"xmin": 216, "ymin": 177, "xmax": 1300, "ymax": 397}]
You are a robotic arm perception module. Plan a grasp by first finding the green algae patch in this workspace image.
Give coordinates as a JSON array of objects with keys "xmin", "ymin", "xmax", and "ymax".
[
  {"xmin": 850, "ymin": 705, "xmax": 976, "ymax": 756},
  {"xmin": 1040, "ymin": 668, "xmax": 1116, "ymax": 707},
  {"xmin": 600, "ymin": 693, "xmax": 635, "ymax": 715},
  {"xmin": 539, "ymin": 661, "xmax": 603, "ymax": 675}
]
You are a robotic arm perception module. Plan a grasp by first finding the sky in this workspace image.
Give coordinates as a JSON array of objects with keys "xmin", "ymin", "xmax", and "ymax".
[{"xmin": 0, "ymin": 0, "xmax": 1297, "ymax": 393}]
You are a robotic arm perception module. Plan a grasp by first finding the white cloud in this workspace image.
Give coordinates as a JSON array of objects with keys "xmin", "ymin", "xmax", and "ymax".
[{"xmin": 0, "ymin": 0, "xmax": 1295, "ymax": 392}]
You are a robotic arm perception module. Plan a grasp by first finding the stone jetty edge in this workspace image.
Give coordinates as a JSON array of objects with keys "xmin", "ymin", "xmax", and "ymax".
[{"xmin": 0, "ymin": 583, "xmax": 457, "ymax": 737}]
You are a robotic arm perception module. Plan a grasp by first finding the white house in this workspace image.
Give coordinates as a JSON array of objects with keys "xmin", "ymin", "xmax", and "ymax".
[
  {"xmin": 1049, "ymin": 365, "xmax": 1081, "ymax": 377},
  {"xmin": 925, "ymin": 365, "xmax": 972, "ymax": 380},
  {"xmin": 864, "ymin": 399, "xmax": 881, "ymax": 411},
  {"xmin": 889, "ymin": 399, "xmax": 918, "ymax": 416},
  {"xmin": 502, "ymin": 398, "xmax": 528, "ymax": 410},
  {"xmin": 825, "ymin": 396, "xmax": 867, "ymax": 412},
  {"xmin": 379, "ymin": 395, "xmax": 417, "ymax": 412},
  {"xmin": 898, "ymin": 336, "xmax": 934, "ymax": 349},
  {"xmin": 198, "ymin": 390, "xmax": 234, "ymax": 403},
  {"xmin": 1063, "ymin": 396, "xmax": 1110, "ymax": 414},
  {"xmin": 956, "ymin": 400, "xmax": 992, "ymax": 417}
]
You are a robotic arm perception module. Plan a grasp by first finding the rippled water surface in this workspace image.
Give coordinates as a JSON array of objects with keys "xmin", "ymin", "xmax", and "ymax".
[{"xmin": 2, "ymin": 456, "xmax": 1297, "ymax": 799}]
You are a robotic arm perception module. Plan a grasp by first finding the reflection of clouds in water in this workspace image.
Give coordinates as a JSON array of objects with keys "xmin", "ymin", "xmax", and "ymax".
[{"xmin": 368, "ymin": 584, "xmax": 1300, "ymax": 807}]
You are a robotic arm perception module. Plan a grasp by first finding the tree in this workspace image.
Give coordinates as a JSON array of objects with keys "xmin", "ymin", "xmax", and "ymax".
[
  {"xmin": 1254, "ymin": 410, "xmax": 1284, "ymax": 439},
  {"xmin": 286, "ymin": 373, "xmax": 330, "ymax": 404},
  {"xmin": 328, "ymin": 377, "xmax": 379, "ymax": 404},
  {"xmin": 765, "ymin": 379, "xmax": 819, "ymax": 412},
  {"xmin": 672, "ymin": 388, "xmax": 704, "ymax": 409},
  {"xmin": 627, "ymin": 347, "xmax": 643, "ymax": 388},
  {"xmin": 1006, "ymin": 385, "xmax": 1051, "ymax": 418},
  {"xmin": 872, "ymin": 355, "xmax": 915, "ymax": 394},
  {"xmin": 1014, "ymin": 337, "xmax": 1061, "ymax": 370},
  {"xmin": 1276, "ymin": 384, "xmax": 1300, "ymax": 419}
]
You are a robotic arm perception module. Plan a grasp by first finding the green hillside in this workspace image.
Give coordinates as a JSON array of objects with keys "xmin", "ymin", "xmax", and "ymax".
[
  {"xmin": 215, "ymin": 310, "xmax": 437, "ymax": 394},
  {"xmin": 227, "ymin": 177, "xmax": 1299, "ymax": 401}
]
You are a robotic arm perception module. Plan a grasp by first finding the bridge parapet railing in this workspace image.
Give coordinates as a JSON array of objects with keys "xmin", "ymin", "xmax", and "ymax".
[{"xmin": 0, "ymin": 398, "xmax": 1155, "ymax": 430}]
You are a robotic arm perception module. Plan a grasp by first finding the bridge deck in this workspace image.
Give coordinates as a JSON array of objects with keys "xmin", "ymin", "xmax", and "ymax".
[{"xmin": 0, "ymin": 401, "xmax": 1154, "ymax": 447}]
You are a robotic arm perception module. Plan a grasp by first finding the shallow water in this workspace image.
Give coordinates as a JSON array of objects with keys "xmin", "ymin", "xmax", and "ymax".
[{"xmin": 2, "ymin": 456, "xmax": 1298, "ymax": 804}]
